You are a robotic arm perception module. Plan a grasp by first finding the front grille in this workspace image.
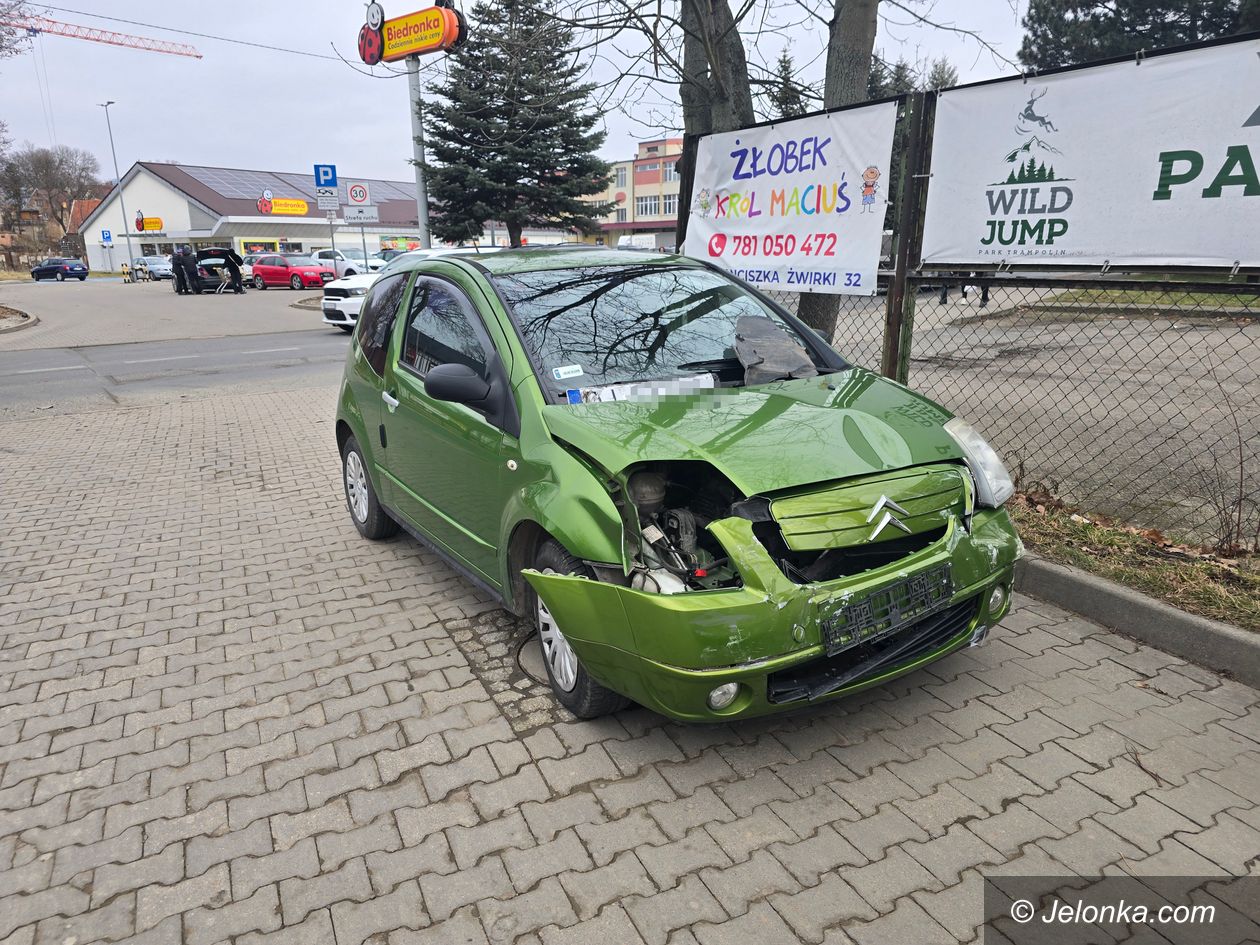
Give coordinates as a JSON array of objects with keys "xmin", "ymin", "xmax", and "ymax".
[
  {"xmin": 770, "ymin": 464, "xmax": 966, "ymax": 552},
  {"xmin": 766, "ymin": 596, "xmax": 979, "ymax": 704},
  {"xmin": 324, "ymin": 288, "xmax": 349, "ymax": 299}
]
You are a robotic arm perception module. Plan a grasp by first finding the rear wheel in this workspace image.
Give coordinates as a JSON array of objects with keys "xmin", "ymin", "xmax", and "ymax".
[
  {"xmin": 55, "ymin": 272, "xmax": 64, "ymax": 282},
  {"xmin": 532, "ymin": 539, "xmax": 630, "ymax": 719},
  {"xmin": 290, "ymin": 275, "xmax": 303, "ymax": 290},
  {"xmin": 78, "ymin": 276, "xmax": 87, "ymax": 282},
  {"xmin": 341, "ymin": 436, "xmax": 397, "ymax": 540}
]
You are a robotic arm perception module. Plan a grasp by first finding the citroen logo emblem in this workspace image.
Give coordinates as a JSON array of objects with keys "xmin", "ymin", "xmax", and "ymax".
[{"xmin": 866, "ymin": 495, "xmax": 912, "ymax": 541}]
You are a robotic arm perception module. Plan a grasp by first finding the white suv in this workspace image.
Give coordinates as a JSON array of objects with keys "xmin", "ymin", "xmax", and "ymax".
[{"xmin": 311, "ymin": 248, "xmax": 386, "ymax": 278}]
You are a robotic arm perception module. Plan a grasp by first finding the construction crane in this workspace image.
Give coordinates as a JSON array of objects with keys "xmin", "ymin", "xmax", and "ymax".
[{"xmin": 0, "ymin": 13, "xmax": 202, "ymax": 58}]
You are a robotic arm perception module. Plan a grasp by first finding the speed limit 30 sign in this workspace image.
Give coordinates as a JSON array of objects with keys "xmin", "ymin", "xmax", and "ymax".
[{"xmin": 347, "ymin": 182, "xmax": 371, "ymax": 205}]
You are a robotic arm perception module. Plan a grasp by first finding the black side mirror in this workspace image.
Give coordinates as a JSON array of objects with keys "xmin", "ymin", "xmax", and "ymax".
[{"xmin": 424, "ymin": 363, "xmax": 492, "ymax": 405}]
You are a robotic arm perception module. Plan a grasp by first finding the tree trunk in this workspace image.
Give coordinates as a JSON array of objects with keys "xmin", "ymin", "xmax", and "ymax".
[
  {"xmin": 506, "ymin": 220, "xmax": 523, "ymax": 248},
  {"xmin": 797, "ymin": 0, "xmax": 881, "ymax": 341},
  {"xmin": 676, "ymin": 0, "xmax": 755, "ymax": 247}
]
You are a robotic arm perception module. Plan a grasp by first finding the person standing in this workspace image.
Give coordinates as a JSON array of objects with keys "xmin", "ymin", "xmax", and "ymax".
[
  {"xmin": 172, "ymin": 247, "xmax": 189, "ymax": 295},
  {"xmin": 179, "ymin": 245, "xmax": 201, "ymax": 294}
]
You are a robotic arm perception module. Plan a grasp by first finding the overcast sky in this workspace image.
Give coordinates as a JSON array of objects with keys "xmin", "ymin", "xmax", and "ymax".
[{"xmin": 4, "ymin": 1, "xmax": 1025, "ymax": 184}]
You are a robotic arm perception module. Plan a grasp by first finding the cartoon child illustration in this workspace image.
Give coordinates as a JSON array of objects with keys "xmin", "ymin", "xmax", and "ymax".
[
  {"xmin": 693, "ymin": 188, "xmax": 713, "ymax": 218},
  {"xmin": 859, "ymin": 167, "xmax": 880, "ymax": 213}
]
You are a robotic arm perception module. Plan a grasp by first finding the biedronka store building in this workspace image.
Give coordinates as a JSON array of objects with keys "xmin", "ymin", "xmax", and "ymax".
[{"xmin": 80, "ymin": 161, "xmax": 436, "ymax": 270}]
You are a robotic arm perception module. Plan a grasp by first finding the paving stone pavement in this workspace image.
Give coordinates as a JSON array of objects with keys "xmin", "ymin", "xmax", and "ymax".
[{"xmin": 2, "ymin": 386, "xmax": 1258, "ymax": 945}]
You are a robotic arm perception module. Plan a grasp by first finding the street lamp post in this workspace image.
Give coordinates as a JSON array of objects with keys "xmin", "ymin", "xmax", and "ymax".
[{"xmin": 99, "ymin": 101, "xmax": 135, "ymax": 276}]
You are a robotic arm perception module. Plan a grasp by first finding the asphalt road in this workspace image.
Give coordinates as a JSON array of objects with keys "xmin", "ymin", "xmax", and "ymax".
[{"xmin": 0, "ymin": 329, "xmax": 349, "ymax": 420}]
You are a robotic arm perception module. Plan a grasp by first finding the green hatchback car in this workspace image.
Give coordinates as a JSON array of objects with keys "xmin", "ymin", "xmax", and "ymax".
[{"xmin": 335, "ymin": 248, "xmax": 1020, "ymax": 722}]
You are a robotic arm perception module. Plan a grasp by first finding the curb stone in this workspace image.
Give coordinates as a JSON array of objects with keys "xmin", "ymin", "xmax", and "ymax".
[
  {"xmin": 1016, "ymin": 553, "xmax": 1259, "ymax": 690},
  {"xmin": 0, "ymin": 311, "xmax": 37, "ymax": 334}
]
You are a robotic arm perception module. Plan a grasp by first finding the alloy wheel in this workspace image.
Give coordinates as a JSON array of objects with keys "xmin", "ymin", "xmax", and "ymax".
[{"xmin": 537, "ymin": 567, "xmax": 579, "ymax": 692}]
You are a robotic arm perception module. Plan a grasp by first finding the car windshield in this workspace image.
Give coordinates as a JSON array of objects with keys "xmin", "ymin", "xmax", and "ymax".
[
  {"xmin": 284, "ymin": 255, "xmax": 315, "ymax": 266},
  {"xmin": 494, "ymin": 264, "xmax": 828, "ymax": 396},
  {"xmin": 145, "ymin": 257, "xmax": 166, "ymax": 265}
]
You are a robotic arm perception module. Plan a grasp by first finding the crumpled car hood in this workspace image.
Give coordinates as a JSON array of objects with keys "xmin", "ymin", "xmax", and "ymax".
[{"xmin": 541, "ymin": 367, "xmax": 965, "ymax": 496}]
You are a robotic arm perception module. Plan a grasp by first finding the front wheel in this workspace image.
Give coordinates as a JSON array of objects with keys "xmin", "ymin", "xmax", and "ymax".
[
  {"xmin": 56, "ymin": 272, "xmax": 64, "ymax": 282},
  {"xmin": 341, "ymin": 436, "xmax": 397, "ymax": 540},
  {"xmin": 338, "ymin": 325, "xmax": 354, "ymax": 333},
  {"xmin": 290, "ymin": 275, "xmax": 303, "ymax": 290},
  {"xmin": 254, "ymin": 275, "xmax": 266, "ymax": 290},
  {"xmin": 532, "ymin": 539, "xmax": 631, "ymax": 719}
]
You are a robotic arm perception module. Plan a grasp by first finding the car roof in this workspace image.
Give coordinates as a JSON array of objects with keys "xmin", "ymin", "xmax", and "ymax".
[{"xmin": 392, "ymin": 247, "xmax": 694, "ymax": 277}]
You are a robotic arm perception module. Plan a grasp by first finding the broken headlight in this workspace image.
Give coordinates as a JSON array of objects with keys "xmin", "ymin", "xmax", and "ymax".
[{"xmin": 944, "ymin": 418, "xmax": 1014, "ymax": 508}]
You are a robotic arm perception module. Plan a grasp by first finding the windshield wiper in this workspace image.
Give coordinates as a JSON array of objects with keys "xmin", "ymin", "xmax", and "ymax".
[{"xmin": 675, "ymin": 356, "xmax": 743, "ymax": 373}]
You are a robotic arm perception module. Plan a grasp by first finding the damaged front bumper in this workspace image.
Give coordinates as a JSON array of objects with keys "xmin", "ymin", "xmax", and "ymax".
[{"xmin": 523, "ymin": 509, "xmax": 1019, "ymax": 722}]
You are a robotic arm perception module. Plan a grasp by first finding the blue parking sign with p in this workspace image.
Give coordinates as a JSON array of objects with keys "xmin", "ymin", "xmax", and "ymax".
[
  {"xmin": 314, "ymin": 164, "xmax": 337, "ymax": 187},
  {"xmin": 101, "ymin": 229, "xmax": 112, "ymax": 243}
]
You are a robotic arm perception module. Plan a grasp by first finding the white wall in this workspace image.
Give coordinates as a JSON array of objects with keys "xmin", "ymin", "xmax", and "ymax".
[{"xmin": 85, "ymin": 170, "xmax": 198, "ymax": 270}]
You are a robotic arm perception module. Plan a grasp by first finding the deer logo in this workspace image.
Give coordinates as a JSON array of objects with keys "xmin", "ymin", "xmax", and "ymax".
[{"xmin": 1018, "ymin": 87, "xmax": 1058, "ymax": 134}]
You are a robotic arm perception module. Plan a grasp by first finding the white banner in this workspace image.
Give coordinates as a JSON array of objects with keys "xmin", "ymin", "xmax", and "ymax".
[
  {"xmin": 921, "ymin": 38, "xmax": 1260, "ymax": 268},
  {"xmin": 683, "ymin": 102, "xmax": 899, "ymax": 295}
]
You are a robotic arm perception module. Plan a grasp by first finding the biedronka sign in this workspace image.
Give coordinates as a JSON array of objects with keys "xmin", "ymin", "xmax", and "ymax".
[
  {"xmin": 921, "ymin": 36, "xmax": 1260, "ymax": 269},
  {"xmin": 683, "ymin": 102, "xmax": 898, "ymax": 296}
]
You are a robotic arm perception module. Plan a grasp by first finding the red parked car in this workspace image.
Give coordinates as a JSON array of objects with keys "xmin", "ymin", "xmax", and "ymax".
[{"xmin": 251, "ymin": 253, "xmax": 335, "ymax": 290}]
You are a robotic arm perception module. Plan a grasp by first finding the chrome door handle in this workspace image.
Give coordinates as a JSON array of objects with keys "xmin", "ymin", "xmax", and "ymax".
[{"xmin": 382, "ymin": 391, "xmax": 399, "ymax": 412}]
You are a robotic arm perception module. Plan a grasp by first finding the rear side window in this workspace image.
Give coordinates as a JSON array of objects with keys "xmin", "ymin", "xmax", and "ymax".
[{"xmin": 356, "ymin": 273, "xmax": 409, "ymax": 376}]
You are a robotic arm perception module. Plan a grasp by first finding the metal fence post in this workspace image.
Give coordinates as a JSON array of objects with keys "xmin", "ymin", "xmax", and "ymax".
[{"xmin": 881, "ymin": 92, "xmax": 930, "ymax": 382}]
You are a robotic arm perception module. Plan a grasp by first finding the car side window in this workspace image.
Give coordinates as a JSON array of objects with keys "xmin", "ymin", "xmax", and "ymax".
[
  {"xmin": 356, "ymin": 273, "xmax": 409, "ymax": 377},
  {"xmin": 401, "ymin": 281, "xmax": 489, "ymax": 377}
]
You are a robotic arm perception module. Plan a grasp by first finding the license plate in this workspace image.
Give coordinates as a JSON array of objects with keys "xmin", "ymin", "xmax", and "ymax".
[
  {"xmin": 821, "ymin": 563, "xmax": 953, "ymax": 656},
  {"xmin": 322, "ymin": 303, "xmax": 338, "ymax": 312}
]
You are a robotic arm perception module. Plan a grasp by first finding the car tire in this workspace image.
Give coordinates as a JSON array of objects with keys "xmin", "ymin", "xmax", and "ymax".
[
  {"xmin": 55, "ymin": 272, "xmax": 64, "ymax": 282},
  {"xmin": 290, "ymin": 275, "xmax": 303, "ymax": 290},
  {"xmin": 254, "ymin": 275, "xmax": 266, "ymax": 290},
  {"xmin": 338, "ymin": 325, "xmax": 354, "ymax": 333},
  {"xmin": 341, "ymin": 436, "xmax": 398, "ymax": 540},
  {"xmin": 531, "ymin": 539, "xmax": 631, "ymax": 719},
  {"xmin": 78, "ymin": 276, "xmax": 87, "ymax": 282}
]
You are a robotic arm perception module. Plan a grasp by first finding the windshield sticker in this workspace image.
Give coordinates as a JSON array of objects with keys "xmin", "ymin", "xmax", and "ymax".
[
  {"xmin": 552, "ymin": 364, "xmax": 585, "ymax": 381},
  {"xmin": 566, "ymin": 373, "xmax": 716, "ymax": 405}
]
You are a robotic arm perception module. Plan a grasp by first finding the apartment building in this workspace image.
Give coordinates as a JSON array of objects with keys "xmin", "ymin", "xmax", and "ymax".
[{"xmin": 586, "ymin": 138, "xmax": 684, "ymax": 249}]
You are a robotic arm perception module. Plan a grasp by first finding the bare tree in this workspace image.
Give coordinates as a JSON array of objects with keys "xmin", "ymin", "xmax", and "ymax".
[
  {"xmin": 11, "ymin": 145, "xmax": 102, "ymax": 234},
  {"xmin": 1, "ymin": 1, "xmax": 31, "ymax": 60}
]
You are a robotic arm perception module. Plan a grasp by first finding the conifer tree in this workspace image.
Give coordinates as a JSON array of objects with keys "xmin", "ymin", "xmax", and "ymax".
[
  {"xmin": 1020, "ymin": 0, "xmax": 1244, "ymax": 70},
  {"xmin": 425, "ymin": 0, "xmax": 613, "ymax": 246},
  {"xmin": 767, "ymin": 49, "xmax": 807, "ymax": 119}
]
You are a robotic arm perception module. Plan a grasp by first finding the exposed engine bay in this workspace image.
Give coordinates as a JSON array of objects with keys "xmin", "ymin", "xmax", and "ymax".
[
  {"xmin": 615, "ymin": 461, "xmax": 949, "ymax": 593},
  {"xmin": 621, "ymin": 463, "xmax": 743, "ymax": 593}
]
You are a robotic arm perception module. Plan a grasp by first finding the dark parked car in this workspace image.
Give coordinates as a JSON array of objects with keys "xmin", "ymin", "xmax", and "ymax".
[
  {"xmin": 172, "ymin": 249, "xmax": 241, "ymax": 294},
  {"xmin": 31, "ymin": 257, "xmax": 88, "ymax": 281}
]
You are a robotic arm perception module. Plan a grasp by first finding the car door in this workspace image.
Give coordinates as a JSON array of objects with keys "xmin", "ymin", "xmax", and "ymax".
[
  {"xmin": 379, "ymin": 275, "xmax": 518, "ymax": 583},
  {"xmin": 261, "ymin": 255, "xmax": 284, "ymax": 286}
]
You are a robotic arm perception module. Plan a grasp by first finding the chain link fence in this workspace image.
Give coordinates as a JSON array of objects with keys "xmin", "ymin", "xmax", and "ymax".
[
  {"xmin": 905, "ymin": 275, "xmax": 1258, "ymax": 549},
  {"xmin": 764, "ymin": 276, "xmax": 1260, "ymax": 549}
]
